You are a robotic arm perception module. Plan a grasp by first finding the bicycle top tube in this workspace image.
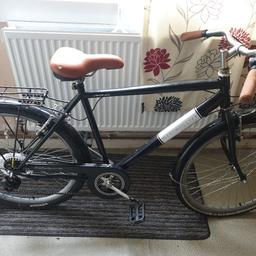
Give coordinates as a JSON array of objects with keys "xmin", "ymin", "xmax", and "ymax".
[{"xmin": 84, "ymin": 78, "xmax": 224, "ymax": 99}]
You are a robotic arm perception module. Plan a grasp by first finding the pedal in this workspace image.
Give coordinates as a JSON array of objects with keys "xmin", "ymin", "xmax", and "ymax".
[
  {"xmin": 129, "ymin": 200, "xmax": 145, "ymax": 224},
  {"xmin": 101, "ymin": 179, "xmax": 145, "ymax": 224}
]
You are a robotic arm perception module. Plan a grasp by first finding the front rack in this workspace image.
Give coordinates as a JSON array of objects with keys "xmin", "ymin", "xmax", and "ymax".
[{"xmin": 0, "ymin": 86, "xmax": 48, "ymax": 105}]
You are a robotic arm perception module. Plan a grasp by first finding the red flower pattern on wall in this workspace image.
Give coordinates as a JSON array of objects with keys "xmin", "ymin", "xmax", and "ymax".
[
  {"xmin": 219, "ymin": 28, "xmax": 251, "ymax": 50},
  {"xmin": 144, "ymin": 48, "xmax": 171, "ymax": 76}
]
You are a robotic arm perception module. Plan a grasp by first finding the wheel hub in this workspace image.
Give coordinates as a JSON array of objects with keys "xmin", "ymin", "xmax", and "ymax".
[
  {"xmin": 0, "ymin": 152, "xmax": 25, "ymax": 191},
  {"xmin": 0, "ymin": 152, "xmax": 25, "ymax": 173}
]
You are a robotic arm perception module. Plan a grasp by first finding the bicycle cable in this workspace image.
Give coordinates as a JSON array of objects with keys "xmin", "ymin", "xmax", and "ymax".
[
  {"xmin": 46, "ymin": 96, "xmax": 68, "ymax": 104},
  {"xmin": 69, "ymin": 97, "xmax": 103, "ymax": 121},
  {"xmin": 44, "ymin": 95, "xmax": 103, "ymax": 121},
  {"xmin": 203, "ymin": 89, "xmax": 217, "ymax": 94}
]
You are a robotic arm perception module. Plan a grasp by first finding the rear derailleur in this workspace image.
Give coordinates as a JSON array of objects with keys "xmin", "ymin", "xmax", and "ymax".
[
  {"xmin": 1, "ymin": 175, "xmax": 21, "ymax": 192},
  {"xmin": 0, "ymin": 152, "xmax": 24, "ymax": 191}
]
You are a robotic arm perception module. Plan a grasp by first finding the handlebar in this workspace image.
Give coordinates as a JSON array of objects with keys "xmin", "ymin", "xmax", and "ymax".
[
  {"xmin": 180, "ymin": 30, "xmax": 208, "ymax": 41},
  {"xmin": 180, "ymin": 29, "xmax": 256, "ymax": 57},
  {"xmin": 180, "ymin": 29, "xmax": 256, "ymax": 104}
]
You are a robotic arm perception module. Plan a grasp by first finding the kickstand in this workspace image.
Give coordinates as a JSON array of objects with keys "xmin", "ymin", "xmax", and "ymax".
[{"xmin": 129, "ymin": 198, "xmax": 145, "ymax": 224}]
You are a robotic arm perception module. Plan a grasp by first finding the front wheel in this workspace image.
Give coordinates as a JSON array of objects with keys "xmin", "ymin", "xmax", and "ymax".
[{"xmin": 176, "ymin": 113, "xmax": 256, "ymax": 216}]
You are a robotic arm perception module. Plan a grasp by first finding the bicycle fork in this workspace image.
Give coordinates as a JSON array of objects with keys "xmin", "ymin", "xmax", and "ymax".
[{"xmin": 221, "ymin": 111, "xmax": 247, "ymax": 182}]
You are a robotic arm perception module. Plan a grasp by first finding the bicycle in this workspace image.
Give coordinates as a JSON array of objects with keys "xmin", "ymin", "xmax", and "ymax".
[{"xmin": 0, "ymin": 29, "xmax": 256, "ymax": 223}]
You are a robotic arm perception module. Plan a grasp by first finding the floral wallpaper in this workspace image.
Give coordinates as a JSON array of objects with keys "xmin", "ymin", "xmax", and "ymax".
[
  {"xmin": 143, "ymin": 0, "xmax": 256, "ymax": 113},
  {"xmin": 144, "ymin": 48, "xmax": 171, "ymax": 78},
  {"xmin": 189, "ymin": 0, "xmax": 222, "ymax": 23}
]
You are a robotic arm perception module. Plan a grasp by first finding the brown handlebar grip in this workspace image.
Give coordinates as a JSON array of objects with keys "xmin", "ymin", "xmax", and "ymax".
[
  {"xmin": 180, "ymin": 30, "xmax": 206, "ymax": 41},
  {"xmin": 239, "ymin": 69, "xmax": 256, "ymax": 104}
]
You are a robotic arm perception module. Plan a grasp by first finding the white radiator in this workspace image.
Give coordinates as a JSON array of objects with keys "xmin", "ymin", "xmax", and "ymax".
[{"xmin": 2, "ymin": 27, "xmax": 215, "ymax": 131}]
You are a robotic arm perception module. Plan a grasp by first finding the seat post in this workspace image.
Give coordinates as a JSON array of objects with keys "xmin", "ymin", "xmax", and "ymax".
[{"xmin": 74, "ymin": 80, "xmax": 110, "ymax": 164}]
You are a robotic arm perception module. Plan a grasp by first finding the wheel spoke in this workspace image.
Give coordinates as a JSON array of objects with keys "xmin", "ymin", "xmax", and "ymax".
[
  {"xmin": 0, "ymin": 109, "xmax": 87, "ymax": 208},
  {"xmin": 179, "ymin": 124, "xmax": 256, "ymax": 216}
]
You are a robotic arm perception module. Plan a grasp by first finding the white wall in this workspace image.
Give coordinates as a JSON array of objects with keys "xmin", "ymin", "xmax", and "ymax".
[
  {"xmin": 0, "ymin": 0, "xmax": 144, "ymax": 33},
  {"xmin": 0, "ymin": 0, "xmax": 117, "ymax": 24}
]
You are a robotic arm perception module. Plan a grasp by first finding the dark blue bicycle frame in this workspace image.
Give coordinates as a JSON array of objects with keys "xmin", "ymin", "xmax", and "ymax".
[
  {"xmin": 70, "ymin": 76, "xmax": 229, "ymax": 168},
  {"xmin": 18, "ymin": 75, "xmax": 232, "ymax": 174}
]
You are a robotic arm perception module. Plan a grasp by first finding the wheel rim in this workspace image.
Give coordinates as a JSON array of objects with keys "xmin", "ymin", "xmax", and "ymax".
[{"xmin": 180, "ymin": 125, "xmax": 256, "ymax": 215}]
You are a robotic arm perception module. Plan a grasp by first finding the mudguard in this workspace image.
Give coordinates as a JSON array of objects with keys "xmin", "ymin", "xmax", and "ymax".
[
  {"xmin": 0, "ymin": 100, "xmax": 92, "ymax": 162},
  {"xmin": 173, "ymin": 117, "xmax": 234, "ymax": 181},
  {"xmin": 173, "ymin": 109, "xmax": 256, "ymax": 181}
]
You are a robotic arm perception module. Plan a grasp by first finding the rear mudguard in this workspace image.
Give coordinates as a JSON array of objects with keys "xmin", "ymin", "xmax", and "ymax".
[
  {"xmin": 173, "ymin": 109, "xmax": 256, "ymax": 181},
  {"xmin": 0, "ymin": 100, "xmax": 92, "ymax": 162}
]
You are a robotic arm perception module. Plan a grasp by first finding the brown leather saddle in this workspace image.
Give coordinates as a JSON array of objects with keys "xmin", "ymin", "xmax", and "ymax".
[{"xmin": 50, "ymin": 47, "xmax": 124, "ymax": 81}]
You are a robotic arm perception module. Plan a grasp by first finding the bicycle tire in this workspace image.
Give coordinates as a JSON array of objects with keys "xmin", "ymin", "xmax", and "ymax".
[
  {"xmin": 0, "ymin": 101, "xmax": 91, "ymax": 208},
  {"xmin": 176, "ymin": 111, "xmax": 256, "ymax": 216}
]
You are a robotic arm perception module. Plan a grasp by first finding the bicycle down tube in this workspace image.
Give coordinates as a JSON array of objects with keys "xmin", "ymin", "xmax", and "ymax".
[
  {"xmin": 115, "ymin": 91, "xmax": 224, "ymax": 169},
  {"xmin": 82, "ymin": 77, "xmax": 227, "ymax": 169}
]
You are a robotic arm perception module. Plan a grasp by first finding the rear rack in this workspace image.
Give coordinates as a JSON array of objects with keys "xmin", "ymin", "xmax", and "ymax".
[{"xmin": 0, "ymin": 86, "xmax": 48, "ymax": 105}]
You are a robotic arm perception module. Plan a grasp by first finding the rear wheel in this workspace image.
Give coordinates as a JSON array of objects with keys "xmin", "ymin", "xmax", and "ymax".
[
  {"xmin": 0, "ymin": 105, "xmax": 90, "ymax": 208},
  {"xmin": 177, "ymin": 114, "xmax": 256, "ymax": 216}
]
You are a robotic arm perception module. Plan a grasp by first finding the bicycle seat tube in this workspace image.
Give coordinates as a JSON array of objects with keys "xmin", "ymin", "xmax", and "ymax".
[{"xmin": 74, "ymin": 81, "xmax": 109, "ymax": 164}]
